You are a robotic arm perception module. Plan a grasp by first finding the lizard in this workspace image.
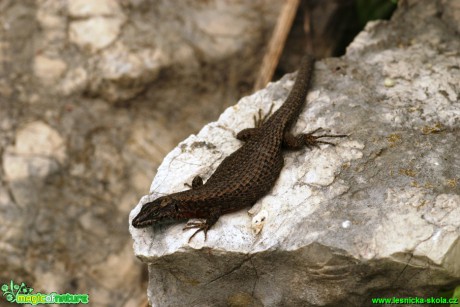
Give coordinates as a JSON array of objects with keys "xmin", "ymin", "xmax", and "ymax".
[{"xmin": 131, "ymin": 55, "xmax": 347, "ymax": 241}]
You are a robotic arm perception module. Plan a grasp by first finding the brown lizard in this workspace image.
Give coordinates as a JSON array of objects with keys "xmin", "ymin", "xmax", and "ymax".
[{"xmin": 131, "ymin": 55, "xmax": 347, "ymax": 241}]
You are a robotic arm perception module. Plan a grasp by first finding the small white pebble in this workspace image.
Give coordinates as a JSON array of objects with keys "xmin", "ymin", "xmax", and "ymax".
[
  {"xmin": 384, "ymin": 78, "xmax": 395, "ymax": 87},
  {"xmin": 342, "ymin": 220, "xmax": 352, "ymax": 229},
  {"xmin": 251, "ymin": 209, "xmax": 268, "ymax": 235}
]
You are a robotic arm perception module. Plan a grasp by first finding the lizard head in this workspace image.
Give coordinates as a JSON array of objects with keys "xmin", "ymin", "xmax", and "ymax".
[{"xmin": 131, "ymin": 196, "xmax": 182, "ymax": 228}]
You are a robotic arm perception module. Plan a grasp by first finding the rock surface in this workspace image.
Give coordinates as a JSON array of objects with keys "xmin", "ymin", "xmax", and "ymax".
[
  {"xmin": 130, "ymin": 0, "xmax": 460, "ymax": 305},
  {"xmin": 0, "ymin": 1, "xmax": 282, "ymax": 306}
]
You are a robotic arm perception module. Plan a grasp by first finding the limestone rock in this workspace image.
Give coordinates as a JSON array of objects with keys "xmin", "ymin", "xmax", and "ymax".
[
  {"xmin": 69, "ymin": 17, "xmax": 125, "ymax": 53},
  {"xmin": 68, "ymin": 0, "xmax": 125, "ymax": 53},
  {"xmin": 130, "ymin": 0, "xmax": 460, "ymax": 305},
  {"xmin": 59, "ymin": 66, "xmax": 88, "ymax": 96},
  {"xmin": 33, "ymin": 55, "xmax": 67, "ymax": 83},
  {"xmin": 92, "ymin": 43, "xmax": 166, "ymax": 102},
  {"xmin": 0, "ymin": 1, "xmax": 282, "ymax": 306},
  {"xmin": 3, "ymin": 121, "xmax": 66, "ymax": 181},
  {"xmin": 67, "ymin": 0, "xmax": 123, "ymax": 18}
]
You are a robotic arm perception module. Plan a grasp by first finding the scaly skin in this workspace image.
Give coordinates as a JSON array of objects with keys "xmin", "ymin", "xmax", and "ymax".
[{"xmin": 132, "ymin": 55, "xmax": 347, "ymax": 241}]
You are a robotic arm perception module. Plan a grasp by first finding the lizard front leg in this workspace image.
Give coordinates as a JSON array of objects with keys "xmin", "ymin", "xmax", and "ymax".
[
  {"xmin": 283, "ymin": 127, "xmax": 348, "ymax": 150},
  {"xmin": 183, "ymin": 208, "xmax": 220, "ymax": 242},
  {"xmin": 184, "ymin": 175, "xmax": 204, "ymax": 189},
  {"xmin": 237, "ymin": 103, "xmax": 275, "ymax": 141}
]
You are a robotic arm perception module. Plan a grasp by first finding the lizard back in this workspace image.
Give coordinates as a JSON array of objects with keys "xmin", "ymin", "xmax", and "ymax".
[
  {"xmin": 170, "ymin": 56, "xmax": 315, "ymax": 213},
  {"xmin": 132, "ymin": 55, "xmax": 319, "ymax": 231}
]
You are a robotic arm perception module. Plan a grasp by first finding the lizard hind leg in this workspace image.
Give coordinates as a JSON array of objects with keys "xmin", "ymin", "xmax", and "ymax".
[
  {"xmin": 236, "ymin": 103, "xmax": 275, "ymax": 141},
  {"xmin": 184, "ymin": 175, "xmax": 204, "ymax": 189},
  {"xmin": 283, "ymin": 127, "xmax": 348, "ymax": 150},
  {"xmin": 253, "ymin": 103, "xmax": 275, "ymax": 128}
]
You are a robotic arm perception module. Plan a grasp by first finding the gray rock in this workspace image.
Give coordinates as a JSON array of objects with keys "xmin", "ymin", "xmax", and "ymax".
[
  {"xmin": 3, "ymin": 121, "xmax": 66, "ymax": 181},
  {"xmin": 33, "ymin": 55, "xmax": 67, "ymax": 84},
  {"xmin": 69, "ymin": 17, "xmax": 125, "ymax": 53},
  {"xmin": 130, "ymin": 0, "xmax": 460, "ymax": 305},
  {"xmin": 0, "ymin": 1, "xmax": 283, "ymax": 306},
  {"xmin": 68, "ymin": 0, "xmax": 126, "ymax": 53}
]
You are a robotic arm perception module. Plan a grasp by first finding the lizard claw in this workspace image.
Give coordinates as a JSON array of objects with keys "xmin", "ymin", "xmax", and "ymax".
[
  {"xmin": 304, "ymin": 128, "xmax": 348, "ymax": 148},
  {"xmin": 183, "ymin": 220, "xmax": 209, "ymax": 242},
  {"xmin": 253, "ymin": 103, "xmax": 275, "ymax": 128}
]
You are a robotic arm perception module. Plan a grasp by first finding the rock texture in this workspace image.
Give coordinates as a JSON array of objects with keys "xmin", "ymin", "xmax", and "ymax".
[
  {"xmin": 130, "ymin": 0, "xmax": 460, "ymax": 306},
  {"xmin": 0, "ymin": 1, "xmax": 282, "ymax": 306}
]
